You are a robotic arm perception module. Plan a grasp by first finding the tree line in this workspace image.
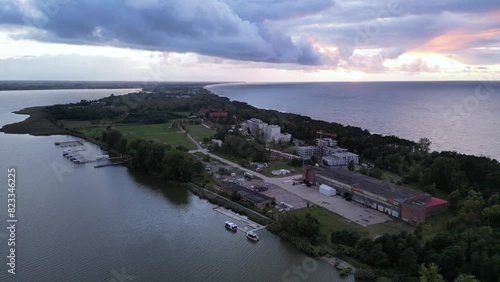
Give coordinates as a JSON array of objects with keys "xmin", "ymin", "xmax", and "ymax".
[{"xmin": 101, "ymin": 128, "xmax": 204, "ymax": 182}]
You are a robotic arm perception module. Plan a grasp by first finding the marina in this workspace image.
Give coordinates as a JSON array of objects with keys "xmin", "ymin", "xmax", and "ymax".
[
  {"xmin": 214, "ymin": 206, "xmax": 267, "ymax": 241},
  {"xmin": 56, "ymin": 140, "xmax": 119, "ymax": 165}
]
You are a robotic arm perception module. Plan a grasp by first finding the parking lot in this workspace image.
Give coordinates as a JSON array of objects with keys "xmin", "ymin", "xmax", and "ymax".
[{"xmin": 199, "ymin": 155, "xmax": 391, "ymax": 226}]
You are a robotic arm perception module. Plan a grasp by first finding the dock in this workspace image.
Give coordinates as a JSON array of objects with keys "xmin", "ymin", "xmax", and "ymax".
[
  {"xmin": 214, "ymin": 206, "xmax": 267, "ymax": 233},
  {"xmin": 94, "ymin": 162, "xmax": 125, "ymax": 168},
  {"xmin": 55, "ymin": 140, "xmax": 84, "ymax": 147}
]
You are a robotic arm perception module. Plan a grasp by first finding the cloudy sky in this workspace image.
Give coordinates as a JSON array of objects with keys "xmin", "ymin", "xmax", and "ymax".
[{"xmin": 0, "ymin": 0, "xmax": 499, "ymax": 82}]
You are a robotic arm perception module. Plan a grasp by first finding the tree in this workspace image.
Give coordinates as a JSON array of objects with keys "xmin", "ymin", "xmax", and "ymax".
[
  {"xmin": 439, "ymin": 245, "xmax": 466, "ymax": 280},
  {"xmin": 414, "ymin": 223, "xmax": 424, "ymax": 240},
  {"xmin": 418, "ymin": 137, "xmax": 431, "ymax": 153},
  {"xmin": 331, "ymin": 230, "xmax": 360, "ymax": 247},
  {"xmin": 431, "ymin": 156, "xmax": 460, "ymax": 191},
  {"xmin": 310, "ymin": 155, "xmax": 318, "ymax": 164},
  {"xmin": 419, "ymin": 263, "xmax": 444, "ymax": 282},
  {"xmin": 348, "ymin": 160, "xmax": 355, "ymax": 171},
  {"xmin": 399, "ymin": 247, "xmax": 418, "ymax": 274},
  {"xmin": 482, "ymin": 205, "xmax": 500, "ymax": 226}
]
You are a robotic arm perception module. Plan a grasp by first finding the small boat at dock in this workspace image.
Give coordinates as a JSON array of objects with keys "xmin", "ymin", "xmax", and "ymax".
[
  {"xmin": 246, "ymin": 231, "xmax": 259, "ymax": 241},
  {"xmin": 225, "ymin": 221, "xmax": 237, "ymax": 231}
]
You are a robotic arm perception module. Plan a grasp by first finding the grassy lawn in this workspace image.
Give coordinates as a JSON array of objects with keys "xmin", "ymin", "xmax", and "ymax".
[
  {"xmin": 366, "ymin": 220, "xmax": 414, "ymax": 239},
  {"xmin": 420, "ymin": 213, "xmax": 452, "ymax": 241},
  {"xmin": 259, "ymin": 159, "xmax": 301, "ymax": 177},
  {"xmin": 114, "ymin": 123, "xmax": 196, "ymax": 150},
  {"xmin": 74, "ymin": 127, "xmax": 104, "ymax": 140},
  {"xmin": 185, "ymin": 124, "xmax": 214, "ymax": 143},
  {"xmin": 292, "ymin": 206, "xmax": 369, "ymax": 242}
]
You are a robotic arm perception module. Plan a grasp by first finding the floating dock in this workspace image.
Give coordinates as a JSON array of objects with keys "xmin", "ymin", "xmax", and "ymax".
[
  {"xmin": 214, "ymin": 206, "xmax": 267, "ymax": 233},
  {"xmin": 55, "ymin": 140, "xmax": 84, "ymax": 147}
]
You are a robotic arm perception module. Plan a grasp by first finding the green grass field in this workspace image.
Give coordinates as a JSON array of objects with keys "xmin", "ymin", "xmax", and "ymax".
[
  {"xmin": 292, "ymin": 205, "xmax": 415, "ymax": 242},
  {"xmin": 114, "ymin": 123, "xmax": 196, "ymax": 150},
  {"xmin": 185, "ymin": 124, "xmax": 214, "ymax": 143},
  {"xmin": 74, "ymin": 127, "xmax": 104, "ymax": 140},
  {"xmin": 293, "ymin": 206, "xmax": 369, "ymax": 242},
  {"xmin": 260, "ymin": 159, "xmax": 300, "ymax": 177},
  {"xmin": 366, "ymin": 220, "xmax": 414, "ymax": 238}
]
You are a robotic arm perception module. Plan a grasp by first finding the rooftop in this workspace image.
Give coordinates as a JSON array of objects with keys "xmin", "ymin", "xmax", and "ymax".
[
  {"xmin": 316, "ymin": 168, "xmax": 429, "ymax": 203},
  {"xmin": 327, "ymin": 152, "xmax": 359, "ymax": 158},
  {"xmin": 218, "ymin": 182, "xmax": 273, "ymax": 203},
  {"xmin": 425, "ymin": 197, "xmax": 448, "ymax": 207}
]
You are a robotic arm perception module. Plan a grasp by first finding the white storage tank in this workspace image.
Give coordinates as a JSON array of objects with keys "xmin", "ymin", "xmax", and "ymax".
[{"xmin": 319, "ymin": 184, "xmax": 336, "ymax": 197}]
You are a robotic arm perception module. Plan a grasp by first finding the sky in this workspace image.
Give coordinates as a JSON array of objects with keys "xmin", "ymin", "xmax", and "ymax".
[{"xmin": 0, "ymin": 0, "xmax": 499, "ymax": 82}]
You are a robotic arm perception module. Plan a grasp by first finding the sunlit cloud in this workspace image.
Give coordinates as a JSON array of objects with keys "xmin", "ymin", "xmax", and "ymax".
[
  {"xmin": 415, "ymin": 28, "xmax": 500, "ymax": 53},
  {"xmin": 0, "ymin": 0, "xmax": 499, "ymax": 81}
]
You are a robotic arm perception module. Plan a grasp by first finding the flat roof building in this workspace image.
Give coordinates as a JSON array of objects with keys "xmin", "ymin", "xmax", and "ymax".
[
  {"xmin": 313, "ymin": 168, "xmax": 448, "ymax": 224},
  {"xmin": 298, "ymin": 146, "xmax": 321, "ymax": 160},
  {"xmin": 215, "ymin": 182, "xmax": 273, "ymax": 209},
  {"xmin": 322, "ymin": 152, "xmax": 359, "ymax": 167}
]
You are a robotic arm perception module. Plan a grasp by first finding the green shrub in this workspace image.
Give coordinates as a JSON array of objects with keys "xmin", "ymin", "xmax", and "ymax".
[{"xmin": 355, "ymin": 269, "xmax": 377, "ymax": 281}]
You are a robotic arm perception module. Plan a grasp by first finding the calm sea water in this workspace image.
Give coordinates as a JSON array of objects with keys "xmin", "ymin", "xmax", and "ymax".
[
  {"xmin": 0, "ymin": 89, "xmax": 345, "ymax": 281},
  {"xmin": 207, "ymin": 81, "xmax": 500, "ymax": 160}
]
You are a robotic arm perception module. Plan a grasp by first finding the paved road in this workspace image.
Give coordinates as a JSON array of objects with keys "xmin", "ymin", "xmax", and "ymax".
[{"xmin": 185, "ymin": 131, "xmax": 390, "ymax": 226}]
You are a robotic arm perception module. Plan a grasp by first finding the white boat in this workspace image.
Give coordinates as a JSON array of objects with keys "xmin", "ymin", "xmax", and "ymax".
[
  {"xmin": 225, "ymin": 221, "xmax": 237, "ymax": 231},
  {"xmin": 246, "ymin": 231, "xmax": 259, "ymax": 241}
]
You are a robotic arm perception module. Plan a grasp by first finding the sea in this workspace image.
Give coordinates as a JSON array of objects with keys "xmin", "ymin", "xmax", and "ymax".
[{"xmin": 207, "ymin": 81, "xmax": 500, "ymax": 161}]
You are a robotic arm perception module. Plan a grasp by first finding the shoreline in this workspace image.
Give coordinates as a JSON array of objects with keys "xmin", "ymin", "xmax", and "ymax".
[
  {"xmin": 0, "ymin": 103, "xmax": 359, "ymax": 274},
  {"xmin": 0, "ymin": 106, "xmax": 67, "ymax": 135}
]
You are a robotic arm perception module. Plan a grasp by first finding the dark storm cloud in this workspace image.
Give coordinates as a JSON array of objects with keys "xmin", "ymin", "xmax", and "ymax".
[
  {"xmin": 1, "ymin": 0, "xmax": 498, "ymax": 67},
  {"xmin": 0, "ymin": 0, "xmax": 334, "ymax": 65}
]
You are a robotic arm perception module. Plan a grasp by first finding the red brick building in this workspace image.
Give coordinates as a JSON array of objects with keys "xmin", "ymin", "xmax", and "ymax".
[
  {"xmin": 208, "ymin": 111, "xmax": 228, "ymax": 118},
  {"xmin": 314, "ymin": 168, "xmax": 448, "ymax": 224}
]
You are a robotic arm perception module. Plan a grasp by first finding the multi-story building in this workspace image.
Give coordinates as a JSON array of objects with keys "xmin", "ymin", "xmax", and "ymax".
[
  {"xmin": 322, "ymin": 152, "xmax": 359, "ymax": 166},
  {"xmin": 316, "ymin": 138, "xmax": 337, "ymax": 147},
  {"xmin": 279, "ymin": 133, "xmax": 292, "ymax": 143},
  {"xmin": 246, "ymin": 118, "xmax": 268, "ymax": 138},
  {"xmin": 298, "ymin": 138, "xmax": 358, "ymax": 165},
  {"xmin": 298, "ymin": 146, "xmax": 321, "ymax": 159},
  {"xmin": 265, "ymin": 125, "xmax": 281, "ymax": 142},
  {"xmin": 242, "ymin": 118, "xmax": 292, "ymax": 143}
]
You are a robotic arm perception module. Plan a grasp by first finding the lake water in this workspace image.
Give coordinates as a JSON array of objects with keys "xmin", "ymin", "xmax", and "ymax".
[
  {"xmin": 207, "ymin": 81, "xmax": 500, "ymax": 160},
  {"xmin": 0, "ymin": 89, "xmax": 346, "ymax": 281}
]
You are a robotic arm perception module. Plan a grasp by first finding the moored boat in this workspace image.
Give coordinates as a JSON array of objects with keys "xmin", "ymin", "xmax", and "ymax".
[
  {"xmin": 225, "ymin": 221, "xmax": 237, "ymax": 231},
  {"xmin": 246, "ymin": 231, "xmax": 259, "ymax": 241}
]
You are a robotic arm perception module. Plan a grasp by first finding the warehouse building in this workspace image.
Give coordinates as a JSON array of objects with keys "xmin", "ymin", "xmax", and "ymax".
[
  {"xmin": 306, "ymin": 168, "xmax": 448, "ymax": 224},
  {"xmin": 214, "ymin": 182, "xmax": 273, "ymax": 209}
]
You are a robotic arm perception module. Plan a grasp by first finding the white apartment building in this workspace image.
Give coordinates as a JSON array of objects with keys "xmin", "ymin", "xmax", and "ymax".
[
  {"xmin": 322, "ymin": 152, "xmax": 359, "ymax": 166},
  {"xmin": 298, "ymin": 146, "xmax": 321, "ymax": 160},
  {"xmin": 242, "ymin": 118, "xmax": 292, "ymax": 143},
  {"xmin": 265, "ymin": 125, "xmax": 281, "ymax": 142}
]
